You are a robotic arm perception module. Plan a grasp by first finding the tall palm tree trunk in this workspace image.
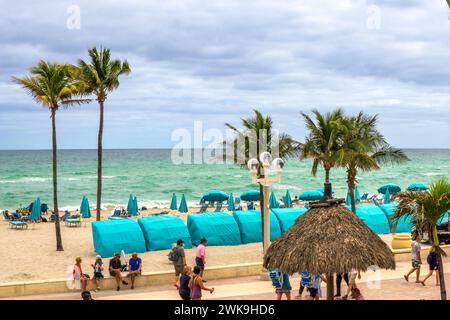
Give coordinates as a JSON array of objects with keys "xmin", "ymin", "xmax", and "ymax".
[
  {"xmin": 259, "ymin": 182, "xmax": 265, "ymax": 245},
  {"xmin": 325, "ymin": 167, "xmax": 330, "ymax": 184},
  {"xmin": 96, "ymin": 100, "xmax": 104, "ymax": 221},
  {"xmin": 51, "ymin": 109, "xmax": 63, "ymax": 251},
  {"xmin": 432, "ymin": 225, "xmax": 447, "ymax": 300}
]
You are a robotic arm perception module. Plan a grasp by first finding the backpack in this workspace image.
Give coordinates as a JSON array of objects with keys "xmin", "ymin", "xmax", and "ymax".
[
  {"xmin": 427, "ymin": 252, "xmax": 437, "ymax": 265},
  {"xmin": 269, "ymin": 270, "xmax": 284, "ymax": 289},
  {"xmin": 168, "ymin": 246, "xmax": 180, "ymax": 262}
]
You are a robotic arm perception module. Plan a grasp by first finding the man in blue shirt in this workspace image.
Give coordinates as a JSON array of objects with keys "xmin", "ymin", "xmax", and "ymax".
[{"xmin": 127, "ymin": 252, "xmax": 142, "ymax": 289}]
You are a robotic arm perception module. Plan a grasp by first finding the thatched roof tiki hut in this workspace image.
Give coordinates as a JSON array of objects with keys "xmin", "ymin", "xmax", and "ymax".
[{"xmin": 263, "ymin": 194, "xmax": 395, "ymax": 300}]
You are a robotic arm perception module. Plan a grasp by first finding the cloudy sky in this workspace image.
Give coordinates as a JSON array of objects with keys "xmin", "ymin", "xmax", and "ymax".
[{"xmin": 1, "ymin": 0, "xmax": 449, "ymax": 149}]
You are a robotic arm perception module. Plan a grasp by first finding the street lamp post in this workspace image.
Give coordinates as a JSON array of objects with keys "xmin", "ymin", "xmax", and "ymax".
[{"xmin": 247, "ymin": 152, "xmax": 284, "ymax": 279}]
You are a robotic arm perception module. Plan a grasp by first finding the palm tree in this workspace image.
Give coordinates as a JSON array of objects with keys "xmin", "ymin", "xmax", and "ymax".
[
  {"xmin": 13, "ymin": 61, "xmax": 88, "ymax": 251},
  {"xmin": 78, "ymin": 47, "xmax": 131, "ymax": 221},
  {"xmin": 300, "ymin": 109, "xmax": 344, "ymax": 186},
  {"xmin": 337, "ymin": 112, "xmax": 409, "ymax": 213},
  {"xmin": 225, "ymin": 110, "xmax": 299, "ymax": 246},
  {"xmin": 394, "ymin": 178, "xmax": 450, "ymax": 300}
]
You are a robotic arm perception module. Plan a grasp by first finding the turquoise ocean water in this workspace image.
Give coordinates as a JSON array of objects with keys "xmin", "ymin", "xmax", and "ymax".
[{"xmin": 0, "ymin": 149, "xmax": 449, "ymax": 211}]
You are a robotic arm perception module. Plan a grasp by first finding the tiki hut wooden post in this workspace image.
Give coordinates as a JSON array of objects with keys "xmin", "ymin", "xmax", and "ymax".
[{"xmin": 263, "ymin": 190, "xmax": 395, "ymax": 300}]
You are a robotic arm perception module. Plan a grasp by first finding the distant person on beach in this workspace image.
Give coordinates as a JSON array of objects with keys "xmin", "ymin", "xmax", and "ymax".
[
  {"xmin": 127, "ymin": 252, "xmax": 142, "ymax": 289},
  {"xmin": 73, "ymin": 257, "xmax": 88, "ymax": 291},
  {"xmin": 404, "ymin": 234, "xmax": 422, "ymax": 283},
  {"xmin": 270, "ymin": 269, "xmax": 292, "ymax": 300},
  {"xmin": 196, "ymin": 238, "xmax": 207, "ymax": 279},
  {"xmin": 91, "ymin": 255, "xmax": 104, "ymax": 291},
  {"xmin": 179, "ymin": 266, "xmax": 192, "ymax": 300},
  {"xmin": 420, "ymin": 245, "xmax": 440, "ymax": 286},
  {"xmin": 171, "ymin": 239, "xmax": 186, "ymax": 289},
  {"xmin": 335, "ymin": 273, "xmax": 349, "ymax": 298},
  {"xmin": 189, "ymin": 266, "xmax": 214, "ymax": 300},
  {"xmin": 109, "ymin": 253, "xmax": 128, "ymax": 291}
]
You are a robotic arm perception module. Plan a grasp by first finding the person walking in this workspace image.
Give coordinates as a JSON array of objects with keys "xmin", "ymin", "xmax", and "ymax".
[
  {"xmin": 171, "ymin": 239, "xmax": 186, "ymax": 289},
  {"xmin": 343, "ymin": 268, "xmax": 360, "ymax": 299},
  {"xmin": 420, "ymin": 245, "xmax": 440, "ymax": 286},
  {"xmin": 404, "ymin": 234, "xmax": 422, "ymax": 283},
  {"xmin": 335, "ymin": 272, "xmax": 349, "ymax": 298},
  {"xmin": 295, "ymin": 271, "xmax": 311, "ymax": 299},
  {"xmin": 195, "ymin": 238, "xmax": 207, "ymax": 279},
  {"xmin": 189, "ymin": 266, "xmax": 214, "ymax": 300},
  {"xmin": 179, "ymin": 266, "xmax": 192, "ymax": 300}
]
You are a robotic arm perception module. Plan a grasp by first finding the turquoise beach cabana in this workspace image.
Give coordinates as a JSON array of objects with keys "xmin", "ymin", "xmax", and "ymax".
[
  {"xmin": 240, "ymin": 190, "xmax": 260, "ymax": 202},
  {"xmin": 170, "ymin": 193, "xmax": 177, "ymax": 210},
  {"xmin": 227, "ymin": 193, "xmax": 235, "ymax": 211},
  {"xmin": 269, "ymin": 191, "xmax": 279, "ymax": 209},
  {"xmin": 377, "ymin": 183, "xmax": 401, "ymax": 194},
  {"xmin": 407, "ymin": 183, "xmax": 429, "ymax": 191},
  {"xmin": 92, "ymin": 219, "xmax": 146, "ymax": 257},
  {"xmin": 284, "ymin": 190, "xmax": 292, "ymax": 207},
  {"xmin": 80, "ymin": 196, "xmax": 91, "ymax": 219},
  {"xmin": 202, "ymin": 190, "xmax": 229, "ymax": 202},
  {"xmin": 187, "ymin": 212, "xmax": 241, "ymax": 246},
  {"xmin": 179, "ymin": 194, "xmax": 188, "ymax": 213},
  {"xmin": 347, "ymin": 204, "xmax": 390, "ymax": 234},
  {"xmin": 299, "ymin": 190, "xmax": 323, "ymax": 201},
  {"xmin": 271, "ymin": 207, "xmax": 308, "ymax": 234},
  {"xmin": 138, "ymin": 215, "xmax": 192, "ymax": 251},
  {"xmin": 233, "ymin": 210, "xmax": 281, "ymax": 244},
  {"xmin": 379, "ymin": 203, "xmax": 413, "ymax": 233},
  {"xmin": 29, "ymin": 197, "xmax": 41, "ymax": 222}
]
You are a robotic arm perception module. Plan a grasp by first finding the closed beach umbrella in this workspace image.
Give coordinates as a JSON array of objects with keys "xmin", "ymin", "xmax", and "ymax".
[
  {"xmin": 81, "ymin": 196, "xmax": 91, "ymax": 219},
  {"xmin": 345, "ymin": 192, "xmax": 351, "ymax": 205},
  {"xmin": 355, "ymin": 186, "xmax": 361, "ymax": 201},
  {"xmin": 179, "ymin": 193, "xmax": 188, "ymax": 213},
  {"xmin": 127, "ymin": 194, "xmax": 134, "ymax": 213},
  {"xmin": 384, "ymin": 189, "xmax": 391, "ymax": 204},
  {"xmin": 407, "ymin": 183, "xmax": 429, "ymax": 191},
  {"xmin": 170, "ymin": 193, "xmax": 177, "ymax": 210},
  {"xmin": 132, "ymin": 196, "xmax": 139, "ymax": 215},
  {"xmin": 284, "ymin": 190, "xmax": 292, "ymax": 207},
  {"xmin": 240, "ymin": 190, "xmax": 260, "ymax": 202},
  {"xmin": 377, "ymin": 183, "xmax": 401, "ymax": 194},
  {"xmin": 299, "ymin": 190, "xmax": 323, "ymax": 201},
  {"xmin": 29, "ymin": 197, "xmax": 41, "ymax": 222},
  {"xmin": 269, "ymin": 191, "xmax": 279, "ymax": 209},
  {"xmin": 227, "ymin": 193, "xmax": 235, "ymax": 211},
  {"xmin": 202, "ymin": 190, "xmax": 229, "ymax": 202}
]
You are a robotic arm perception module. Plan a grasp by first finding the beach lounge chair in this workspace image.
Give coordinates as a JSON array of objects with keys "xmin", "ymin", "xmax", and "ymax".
[
  {"xmin": 214, "ymin": 203, "xmax": 223, "ymax": 212},
  {"xmin": 65, "ymin": 214, "xmax": 81, "ymax": 227},
  {"xmin": 197, "ymin": 203, "xmax": 208, "ymax": 213},
  {"xmin": 9, "ymin": 220, "xmax": 28, "ymax": 229},
  {"xmin": 2, "ymin": 211, "xmax": 11, "ymax": 221}
]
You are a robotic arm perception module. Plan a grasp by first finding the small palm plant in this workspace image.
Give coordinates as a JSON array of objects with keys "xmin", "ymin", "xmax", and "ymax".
[
  {"xmin": 78, "ymin": 47, "xmax": 131, "ymax": 221},
  {"xmin": 13, "ymin": 61, "xmax": 88, "ymax": 251},
  {"xmin": 394, "ymin": 178, "xmax": 450, "ymax": 300}
]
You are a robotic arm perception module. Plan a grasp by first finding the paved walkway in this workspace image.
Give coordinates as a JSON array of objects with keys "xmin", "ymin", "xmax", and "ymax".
[{"xmin": 6, "ymin": 260, "xmax": 450, "ymax": 300}]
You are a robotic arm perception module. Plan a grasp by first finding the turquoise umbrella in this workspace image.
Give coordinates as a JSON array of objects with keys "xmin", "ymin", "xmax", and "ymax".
[
  {"xmin": 269, "ymin": 191, "xmax": 279, "ymax": 208},
  {"xmin": 355, "ymin": 186, "xmax": 361, "ymax": 201},
  {"xmin": 407, "ymin": 183, "xmax": 429, "ymax": 191},
  {"xmin": 378, "ymin": 183, "xmax": 401, "ymax": 194},
  {"xmin": 30, "ymin": 197, "xmax": 41, "ymax": 222},
  {"xmin": 240, "ymin": 190, "xmax": 260, "ymax": 202},
  {"xmin": 80, "ymin": 196, "xmax": 91, "ymax": 219},
  {"xmin": 127, "ymin": 194, "xmax": 134, "ymax": 213},
  {"xmin": 346, "ymin": 192, "xmax": 351, "ymax": 205},
  {"xmin": 179, "ymin": 194, "xmax": 188, "ymax": 213},
  {"xmin": 227, "ymin": 193, "xmax": 235, "ymax": 211},
  {"xmin": 299, "ymin": 190, "xmax": 323, "ymax": 201},
  {"xmin": 284, "ymin": 190, "xmax": 292, "ymax": 207},
  {"xmin": 170, "ymin": 193, "xmax": 177, "ymax": 210},
  {"xmin": 202, "ymin": 190, "xmax": 229, "ymax": 202},
  {"xmin": 384, "ymin": 188, "xmax": 391, "ymax": 204},
  {"xmin": 132, "ymin": 196, "xmax": 139, "ymax": 215}
]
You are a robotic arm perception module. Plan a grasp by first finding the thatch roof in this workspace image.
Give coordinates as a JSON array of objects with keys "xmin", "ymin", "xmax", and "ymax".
[{"xmin": 263, "ymin": 202, "xmax": 395, "ymax": 275}]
